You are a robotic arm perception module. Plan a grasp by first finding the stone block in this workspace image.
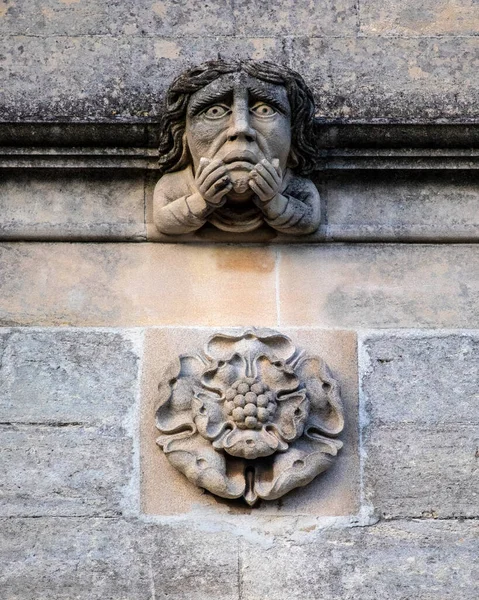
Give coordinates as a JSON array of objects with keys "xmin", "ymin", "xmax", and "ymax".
[
  {"xmin": 363, "ymin": 425, "xmax": 479, "ymax": 519},
  {"xmin": 0, "ymin": 517, "xmax": 240, "ymax": 600},
  {"xmin": 0, "ymin": 170, "xmax": 146, "ymax": 241},
  {"xmin": 0, "ymin": 243, "xmax": 277, "ymax": 327},
  {"xmin": 233, "ymin": 0, "xmax": 357, "ymax": 36},
  {"xmin": 320, "ymin": 171, "xmax": 479, "ymax": 242},
  {"xmin": 279, "ymin": 245, "xmax": 479, "ymax": 328},
  {"xmin": 149, "ymin": 524, "xmax": 240, "ymax": 600},
  {"xmin": 0, "ymin": 35, "xmax": 285, "ymax": 121},
  {"xmin": 0, "ymin": 328, "xmax": 140, "ymax": 425},
  {"xmin": 360, "ymin": 0, "xmax": 479, "ymax": 36},
  {"xmin": 0, "ymin": 0, "xmax": 235, "ymax": 36},
  {"xmin": 141, "ymin": 327, "xmax": 359, "ymax": 516},
  {"xmin": 240, "ymin": 520, "xmax": 479, "ymax": 600},
  {"xmin": 0, "ymin": 424, "xmax": 132, "ymax": 517},
  {"xmin": 360, "ymin": 333, "xmax": 479, "ymax": 519},
  {"xmin": 361, "ymin": 333, "xmax": 479, "ymax": 425},
  {"xmin": 291, "ymin": 36, "xmax": 479, "ymax": 120},
  {"xmin": 2, "ymin": 32, "xmax": 478, "ymax": 121}
]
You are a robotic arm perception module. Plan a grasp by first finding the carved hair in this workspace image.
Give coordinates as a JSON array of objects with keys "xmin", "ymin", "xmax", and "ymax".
[{"xmin": 157, "ymin": 59, "xmax": 318, "ymax": 176}]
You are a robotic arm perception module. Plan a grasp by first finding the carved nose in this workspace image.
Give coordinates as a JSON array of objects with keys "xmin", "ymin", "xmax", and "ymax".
[{"xmin": 227, "ymin": 112, "xmax": 256, "ymax": 143}]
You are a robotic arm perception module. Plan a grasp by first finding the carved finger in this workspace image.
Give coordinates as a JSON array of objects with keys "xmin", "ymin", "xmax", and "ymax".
[
  {"xmin": 200, "ymin": 164, "xmax": 229, "ymax": 193},
  {"xmin": 249, "ymin": 178, "xmax": 271, "ymax": 202},
  {"xmin": 210, "ymin": 182, "xmax": 233, "ymax": 204},
  {"xmin": 254, "ymin": 162, "xmax": 279, "ymax": 189},
  {"xmin": 197, "ymin": 159, "xmax": 225, "ymax": 187},
  {"xmin": 196, "ymin": 157, "xmax": 211, "ymax": 179},
  {"xmin": 271, "ymin": 158, "xmax": 282, "ymax": 177},
  {"xmin": 250, "ymin": 172, "xmax": 273, "ymax": 196}
]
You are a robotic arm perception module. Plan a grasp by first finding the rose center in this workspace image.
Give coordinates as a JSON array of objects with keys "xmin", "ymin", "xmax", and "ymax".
[{"xmin": 223, "ymin": 377, "xmax": 277, "ymax": 430}]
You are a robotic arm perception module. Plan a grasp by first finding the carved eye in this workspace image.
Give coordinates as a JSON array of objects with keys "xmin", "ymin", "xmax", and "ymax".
[
  {"xmin": 251, "ymin": 103, "xmax": 277, "ymax": 117},
  {"xmin": 203, "ymin": 104, "xmax": 229, "ymax": 119}
]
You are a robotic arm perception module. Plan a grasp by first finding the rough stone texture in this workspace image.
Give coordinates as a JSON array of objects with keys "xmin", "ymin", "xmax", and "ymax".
[
  {"xmin": 0, "ymin": 329, "xmax": 140, "ymax": 425},
  {"xmin": 0, "ymin": 424, "xmax": 132, "ymax": 517},
  {"xmin": 141, "ymin": 327, "xmax": 359, "ymax": 516},
  {"xmin": 361, "ymin": 0, "xmax": 479, "ymax": 36},
  {"xmin": 233, "ymin": 0, "xmax": 357, "ymax": 36},
  {"xmin": 279, "ymin": 245, "xmax": 479, "ymax": 328},
  {"xmin": 320, "ymin": 171, "xmax": 479, "ymax": 241},
  {"xmin": 0, "ymin": 170, "xmax": 146, "ymax": 240},
  {"xmin": 361, "ymin": 333, "xmax": 479, "ymax": 519},
  {"xmin": 291, "ymin": 35, "xmax": 479, "ymax": 121},
  {"xmin": 240, "ymin": 520, "xmax": 479, "ymax": 600},
  {"xmin": 0, "ymin": 243, "xmax": 277, "ymax": 327},
  {"xmin": 1, "ymin": 33, "xmax": 478, "ymax": 121},
  {"xmin": 0, "ymin": 517, "xmax": 240, "ymax": 600}
]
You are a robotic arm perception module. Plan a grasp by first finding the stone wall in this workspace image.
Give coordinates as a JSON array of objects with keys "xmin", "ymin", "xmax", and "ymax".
[{"xmin": 1, "ymin": 1, "xmax": 479, "ymax": 599}]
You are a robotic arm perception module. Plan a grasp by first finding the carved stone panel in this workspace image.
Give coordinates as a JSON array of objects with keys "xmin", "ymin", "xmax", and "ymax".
[
  {"xmin": 153, "ymin": 60, "xmax": 321, "ymax": 240},
  {"xmin": 154, "ymin": 329, "xmax": 345, "ymax": 506}
]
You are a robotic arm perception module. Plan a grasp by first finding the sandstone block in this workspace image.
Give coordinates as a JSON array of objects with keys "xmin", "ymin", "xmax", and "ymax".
[
  {"xmin": 0, "ymin": 243, "xmax": 277, "ymax": 327},
  {"xmin": 0, "ymin": 517, "xmax": 240, "ymax": 600},
  {"xmin": 240, "ymin": 520, "xmax": 479, "ymax": 600},
  {"xmin": 233, "ymin": 0, "xmax": 357, "ymax": 36},
  {"xmin": 0, "ymin": 425, "xmax": 132, "ymax": 517},
  {"xmin": 0, "ymin": 170, "xmax": 146, "ymax": 241},
  {"xmin": 279, "ymin": 245, "xmax": 479, "ymax": 328},
  {"xmin": 360, "ymin": 0, "xmax": 479, "ymax": 36},
  {"xmin": 321, "ymin": 171, "xmax": 479, "ymax": 242},
  {"xmin": 360, "ymin": 333, "xmax": 479, "ymax": 518},
  {"xmin": 141, "ymin": 327, "xmax": 359, "ymax": 516},
  {"xmin": 0, "ymin": 329, "xmax": 140, "ymax": 425}
]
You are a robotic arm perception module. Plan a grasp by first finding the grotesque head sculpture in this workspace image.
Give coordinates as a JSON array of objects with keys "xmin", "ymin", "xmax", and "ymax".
[{"xmin": 153, "ymin": 60, "xmax": 321, "ymax": 237}]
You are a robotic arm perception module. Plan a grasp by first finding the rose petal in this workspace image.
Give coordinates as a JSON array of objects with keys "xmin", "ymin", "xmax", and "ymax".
[
  {"xmin": 272, "ymin": 390, "xmax": 310, "ymax": 442},
  {"xmin": 253, "ymin": 354, "xmax": 299, "ymax": 395},
  {"xmin": 201, "ymin": 353, "xmax": 246, "ymax": 394},
  {"xmin": 295, "ymin": 356, "xmax": 344, "ymax": 436},
  {"xmin": 156, "ymin": 354, "xmax": 206, "ymax": 435},
  {"xmin": 157, "ymin": 430, "xmax": 246, "ymax": 500},
  {"xmin": 205, "ymin": 329, "xmax": 296, "ymax": 363},
  {"xmin": 219, "ymin": 426, "xmax": 281, "ymax": 459},
  {"xmin": 192, "ymin": 393, "xmax": 231, "ymax": 441},
  {"xmin": 253, "ymin": 434, "xmax": 343, "ymax": 501}
]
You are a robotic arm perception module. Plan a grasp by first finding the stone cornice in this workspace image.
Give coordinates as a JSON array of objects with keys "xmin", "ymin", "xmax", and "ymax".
[{"xmin": 2, "ymin": 122, "xmax": 479, "ymax": 170}]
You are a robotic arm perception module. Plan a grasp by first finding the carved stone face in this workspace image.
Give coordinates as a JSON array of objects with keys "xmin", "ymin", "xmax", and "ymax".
[{"xmin": 185, "ymin": 72, "xmax": 292, "ymax": 201}]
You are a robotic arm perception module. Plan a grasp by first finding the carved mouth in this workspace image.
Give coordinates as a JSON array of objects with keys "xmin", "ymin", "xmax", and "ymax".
[{"xmin": 222, "ymin": 150, "xmax": 259, "ymax": 165}]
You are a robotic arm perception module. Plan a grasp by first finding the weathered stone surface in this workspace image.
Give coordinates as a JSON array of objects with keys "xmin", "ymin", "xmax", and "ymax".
[
  {"xmin": 361, "ymin": 333, "xmax": 479, "ymax": 425},
  {"xmin": 1, "ymin": 33, "xmax": 478, "ymax": 121},
  {"xmin": 0, "ymin": 424, "xmax": 132, "ymax": 516},
  {"xmin": 0, "ymin": 518, "xmax": 152, "ymax": 600},
  {"xmin": 149, "ymin": 524, "xmax": 240, "ymax": 600},
  {"xmin": 291, "ymin": 35, "xmax": 479, "ymax": 120},
  {"xmin": 241, "ymin": 520, "xmax": 479, "ymax": 600},
  {"xmin": 363, "ymin": 425, "xmax": 479, "ymax": 519},
  {"xmin": 361, "ymin": 333, "xmax": 479, "ymax": 518},
  {"xmin": 233, "ymin": 0, "xmax": 357, "ymax": 36},
  {"xmin": 0, "ymin": 0, "xmax": 235, "ymax": 37},
  {"xmin": 0, "ymin": 329, "xmax": 140, "ymax": 425},
  {"xmin": 0, "ymin": 243, "xmax": 277, "ymax": 327},
  {"xmin": 0, "ymin": 170, "xmax": 146, "ymax": 240},
  {"xmin": 361, "ymin": 0, "xmax": 479, "ymax": 36},
  {"xmin": 279, "ymin": 245, "xmax": 479, "ymax": 328},
  {"xmin": 0, "ymin": 517, "xmax": 240, "ymax": 600},
  {"xmin": 141, "ymin": 327, "xmax": 359, "ymax": 516},
  {"xmin": 320, "ymin": 171, "xmax": 479, "ymax": 241},
  {"xmin": 0, "ymin": 36, "xmax": 285, "ymax": 122}
]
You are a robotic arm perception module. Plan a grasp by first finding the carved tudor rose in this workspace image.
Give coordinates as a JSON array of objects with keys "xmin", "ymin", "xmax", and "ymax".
[
  {"xmin": 153, "ymin": 60, "xmax": 321, "ymax": 237},
  {"xmin": 155, "ymin": 330, "xmax": 344, "ymax": 505}
]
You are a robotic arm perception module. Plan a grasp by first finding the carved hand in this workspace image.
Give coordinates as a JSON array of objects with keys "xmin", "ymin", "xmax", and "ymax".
[
  {"xmin": 248, "ymin": 159, "xmax": 282, "ymax": 203},
  {"xmin": 195, "ymin": 157, "xmax": 232, "ymax": 206}
]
